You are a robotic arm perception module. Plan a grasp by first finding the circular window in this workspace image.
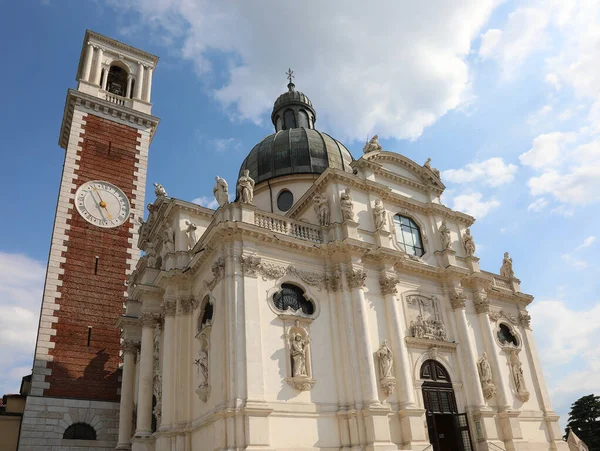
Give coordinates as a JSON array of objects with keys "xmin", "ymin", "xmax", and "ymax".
[{"xmin": 277, "ymin": 190, "xmax": 294, "ymax": 211}]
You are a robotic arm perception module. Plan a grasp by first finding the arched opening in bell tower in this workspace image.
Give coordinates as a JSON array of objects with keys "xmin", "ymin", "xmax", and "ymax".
[
  {"xmin": 421, "ymin": 359, "xmax": 474, "ymax": 451},
  {"xmin": 106, "ymin": 64, "xmax": 128, "ymax": 97}
]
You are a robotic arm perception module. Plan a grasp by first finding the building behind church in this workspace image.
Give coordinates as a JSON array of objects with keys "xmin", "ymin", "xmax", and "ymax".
[{"xmin": 18, "ymin": 31, "xmax": 568, "ymax": 451}]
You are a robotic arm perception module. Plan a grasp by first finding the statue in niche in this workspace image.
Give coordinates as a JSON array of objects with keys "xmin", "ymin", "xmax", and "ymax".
[
  {"xmin": 508, "ymin": 350, "xmax": 529, "ymax": 401},
  {"xmin": 340, "ymin": 187, "xmax": 354, "ymax": 222},
  {"xmin": 195, "ymin": 348, "xmax": 209, "ymax": 388},
  {"xmin": 154, "ymin": 182, "xmax": 167, "ymax": 198},
  {"xmin": 213, "ymin": 176, "xmax": 229, "ymax": 207},
  {"xmin": 145, "ymin": 240, "xmax": 158, "ymax": 268},
  {"xmin": 373, "ymin": 199, "xmax": 387, "ymax": 230},
  {"xmin": 363, "ymin": 134, "xmax": 382, "ymax": 153},
  {"xmin": 478, "ymin": 352, "xmax": 496, "ymax": 399},
  {"xmin": 424, "ymin": 158, "xmax": 441, "ymax": 178},
  {"xmin": 439, "ymin": 220, "xmax": 451, "ymax": 250},
  {"xmin": 185, "ymin": 221, "xmax": 198, "ymax": 250},
  {"xmin": 291, "ymin": 332, "xmax": 309, "ymax": 377},
  {"xmin": 313, "ymin": 193, "xmax": 330, "ymax": 226},
  {"xmin": 162, "ymin": 224, "xmax": 175, "ymax": 255},
  {"xmin": 407, "ymin": 295, "xmax": 448, "ymax": 341},
  {"xmin": 462, "ymin": 228, "xmax": 476, "ymax": 257},
  {"xmin": 377, "ymin": 340, "xmax": 394, "ymax": 379},
  {"xmin": 236, "ymin": 169, "xmax": 255, "ymax": 204},
  {"xmin": 500, "ymin": 252, "xmax": 515, "ymax": 279}
]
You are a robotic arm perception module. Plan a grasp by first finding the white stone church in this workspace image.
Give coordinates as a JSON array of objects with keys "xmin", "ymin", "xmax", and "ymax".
[{"xmin": 19, "ymin": 31, "xmax": 567, "ymax": 451}]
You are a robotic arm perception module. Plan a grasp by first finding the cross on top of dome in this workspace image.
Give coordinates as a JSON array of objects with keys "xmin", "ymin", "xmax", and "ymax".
[{"xmin": 286, "ymin": 68, "xmax": 295, "ymax": 84}]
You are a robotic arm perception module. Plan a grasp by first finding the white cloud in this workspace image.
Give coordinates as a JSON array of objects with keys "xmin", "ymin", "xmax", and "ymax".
[
  {"xmin": 527, "ymin": 197, "xmax": 548, "ymax": 212},
  {"xmin": 561, "ymin": 253, "xmax": 588, "ymax": 270},
  {"xmin": 526, "ymin": 104, "xmax": 553, "ymax": 126},
  {"xmin": 110, "ymin": 0, "xmax": 501, "ymax": 141},
  {"xmin": 192, "ymin": 195, "xmax": 219, "ymax": 210},
  {"xmin": 576, "ymin": 236, "xmax": 596, "ymax": 250},
  {"xmin": 211, "ymin": 138, "xmax": 241, "ymax": 153},
  {"xmin": 0, "ymin": 253, "xmax": 45, "ymax": 395},
  {"xmin": 449, "ymin": 192, "xmax": 500, "ymax": 218},
  {"xmin": 519, "ymin": 132, "xmax": 577, "ymax": 169},
  {"xmin": 443, "ymin": 157, "xmax": 518, "ymax": 187}
]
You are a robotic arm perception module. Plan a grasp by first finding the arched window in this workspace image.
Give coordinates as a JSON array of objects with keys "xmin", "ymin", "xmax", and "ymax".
[
  {"xmin": 297, "ymin": 109, "xmax": 310, "ymax": 128},
  {"xmin": 497, "ymin": 323, "xmax": 518, "ymax": 347},
  {"xmin": 63, "ymin": 422, "xmax": 97, "ymax": 440},
  {"xmin": 420, "ymin": 360, "xmax": 457, "ymax": 414},
  {"xmin": 198, "ymin": 296, "xmax": 213, "ymax": 331},
  {"xmin": 275, "ymin": 115, "xmax": 283, "ymax": 131},
  {"xmin": 106, "ymin": 65, "xmax": 128, "ymax": 96},
  {"xmin": 420, "ymin": 359, "xmax": 451, "ymax": 383},
  {"xmin": 393, "ymin": 214, "xmax": 425, "ymax": 256},
  {"xmin": 273, "ymin": 284, "xmax": 314, "ymax": 315},
  {"xmin": 284, "ymin": 109, "xmax": 296, "ymax": 130}
]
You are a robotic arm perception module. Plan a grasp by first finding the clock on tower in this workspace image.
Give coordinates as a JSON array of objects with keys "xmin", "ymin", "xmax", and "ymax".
[{"xmin": 19, "ymin": 30, "xmax": 160, "ymax": 450}]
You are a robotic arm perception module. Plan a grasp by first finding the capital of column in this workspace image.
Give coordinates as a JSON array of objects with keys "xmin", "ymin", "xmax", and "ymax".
[
  {"xmin": 179, "ymin": 297, "xmax": 194, "ymax": 315},
  {"xmin": 473, "ymin": 293, "xmax": 490, "ymax": 314},
  {"xmin": 346, "ymin": 267, "xmax": 367, "ymax": 289},
  {"xmin": 162, "ymin": 300, "xmax": 177, "ymax": 317},
  {"xmin": 379, "ymin": 273, "xmax": 399, "ymax": 296},
  {"xmin": 140, "ymin": 312, "xmax": 161, "ymax": 328},
  {"xmin": 450, "ymin": 291, "xmax": 467, "ymax": 310},
  {"xmin": 518, "ymin": 309, "xmax": 531, "ymax": 329},
  {"xmin": 122, "ymin": 339, "xmax": 141, "ymax": 355}
]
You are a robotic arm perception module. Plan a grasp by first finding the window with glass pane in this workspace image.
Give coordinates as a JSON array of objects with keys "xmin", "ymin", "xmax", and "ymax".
[{"xmin": 393, "ymin": 214, "xmax": 424, "ymax": 256}]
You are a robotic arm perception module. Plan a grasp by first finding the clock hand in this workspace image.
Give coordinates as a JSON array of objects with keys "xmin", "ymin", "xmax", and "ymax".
[
  {"xmin": 93, "ymin": 188, "xmax": 113, "ymax": 220},
  {"xmin": 90, "ymin": 191, "xmax": 109, "ymax": 221}
]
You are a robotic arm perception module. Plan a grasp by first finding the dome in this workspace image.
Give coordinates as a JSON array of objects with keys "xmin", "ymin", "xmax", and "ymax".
[{"xmin": 239, "ymin": 128, "xmax": 353, "ymax": 184}]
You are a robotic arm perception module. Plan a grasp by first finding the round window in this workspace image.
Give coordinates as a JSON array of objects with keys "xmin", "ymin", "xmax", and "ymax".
[{"xmin": 277, "ymin": 190, "xmax": 294, "ymax": 211}]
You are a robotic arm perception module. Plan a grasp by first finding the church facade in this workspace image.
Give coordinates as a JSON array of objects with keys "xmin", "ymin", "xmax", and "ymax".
[{"xmin": 20, "ymin": 31, "xmax": 567, "ymax": 451}]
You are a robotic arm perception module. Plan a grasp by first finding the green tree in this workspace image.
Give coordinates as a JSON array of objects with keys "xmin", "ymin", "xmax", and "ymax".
[{"xmin": 564, "ymin": 394, "xmax": 600, "ymax": 450}]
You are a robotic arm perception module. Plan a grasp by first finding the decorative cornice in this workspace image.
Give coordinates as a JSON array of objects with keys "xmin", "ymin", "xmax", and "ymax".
[
  {"xmin": 346, "ymin": 268, "xmax": 367, "ymax": 289},
  {"xmin": 405, "ymin": 337, "xmax": 458, "ymax": 350},
  {"xmin": 86, "ymin": 30, "xmax": 159, "ymax": 64},
  {"xmin": 379, "ymin": 274, "xmax": 399, "ymax": 296}
]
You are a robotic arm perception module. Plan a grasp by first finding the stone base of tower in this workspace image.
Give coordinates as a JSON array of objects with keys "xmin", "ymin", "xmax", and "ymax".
[{"xmin": 18, "ymin": 396, "xmax": 119, "ymax": 450}]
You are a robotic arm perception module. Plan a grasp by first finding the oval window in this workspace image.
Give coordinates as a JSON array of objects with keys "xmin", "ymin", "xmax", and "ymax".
[{"xmin": 277, "ymin": 190, "xmax": 294, "ymax": 211}]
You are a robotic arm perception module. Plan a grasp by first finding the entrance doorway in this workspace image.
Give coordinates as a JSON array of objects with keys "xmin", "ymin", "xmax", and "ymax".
[{"xmin": 421, "ymin": 360, "xmax": 473, "ymax": 451}]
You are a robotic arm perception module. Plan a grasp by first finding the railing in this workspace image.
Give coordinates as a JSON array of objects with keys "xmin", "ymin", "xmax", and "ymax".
[
  {"xmin": 255, "ymin": 212, "xmax": 323, "ymax": 243},
  {"xmin": 487, "ymin": 441, "xmax": 506, "ymax": 451},
  {"xmin": 492, "ymin": 276, "xmax": 512, "ymax": 291},
  {"xmin": 105, "ymin": 92, "xmax": 128, "ymax": 106}
]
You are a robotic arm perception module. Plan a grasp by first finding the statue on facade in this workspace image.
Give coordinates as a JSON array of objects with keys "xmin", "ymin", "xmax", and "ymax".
[
  {"xmin": 439, "ymin": 220, "xmax": 451, "ymax": 250},
  {"xmin": 236, "ymin": 169, "xmax": 255, "ymax": 204},
  {"xmin": 154, "ymin": 182, "xmax": 167, "ymax": 198},
  {"xmin": 478, "ymin": 352, "xmax": 496, "ymax": 399},
  {"xmin": 340, "ymin": 187, "xmax": 354, "ymax": 222},
  {"xmin": 213, "ymin": 176, "xmax": 229, "ymax": 207},
  {"xmin": 508, "ymin": 351, "xmax": 529, "ymax": 401},
  {"xmin": 376, "ymin": 340, "xmax": 394, "ymax": 379},
  {"xmin": 500, "ymin": 252, "xmax": 515, "ymax": 278},
  {"xmin": 363, "ymin": 134, "xmax": 382, "ymax": 153},
  {"xmin": 185, "ymin": 220, "xmax": 198, "ymax": 250},
  {"xmin": 195, "ymin": 348, "xmax": 209, "ymax": 388},
  {"xmin": 462, "ymin": 228, "xmax": 476, "ymax": 257},
  {"xmin": 373, "ymin": 199, "xmax": 387, "ymax": 230},
  {"xmin": 424, "ymin": 158, "xmax": 441, "ymax": 178},
  {"xmin": 162, "ymin": 224, "xmax": 175, "ymax": 255},
  {"xmin": 291, "ymin": 333, "xmax": 309, "ymax": 377},
  {"xmin": 145, "ymin": 240, "xmax": 158, "ymax": 268},
  {"xmin": 313, "ymin": 193, "xmax": 330, "ymax": 226}
]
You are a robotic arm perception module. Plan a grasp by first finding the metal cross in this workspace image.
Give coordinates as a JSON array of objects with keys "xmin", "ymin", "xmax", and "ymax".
[{"xmin": 286, "ymin": 68, "xmax": 295, "ymax": 84}]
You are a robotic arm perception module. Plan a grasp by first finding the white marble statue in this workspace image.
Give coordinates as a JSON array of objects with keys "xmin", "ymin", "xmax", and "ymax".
[
  {"xmin": 424, "ymin": 158, "xmax": 441, "ymax": 178},
  {"xmin": 162, "ymin": 224, "xmax": 175, "ymax": 255},
  {"xmin": 313, "ymin": 193, "xmax": 330, "ymax": 226},
  {"xmin": 478, "ymin": 353, "xmax": 493, "ymax": 385},
  {"xmin": 439, "ymin": 220, "xmax": 451, "ymax": 250},
  {"xmin": 185, "ymin": 220, "xmax": 198, "ymax": 250},
  {"xmin": 145, "ymin": 240, "xmax": 158, "ymax": 268},
  {"xmin": 195, "ymin": 348, "xmax": 209, "ymax": 387},
  {"xmin": 363, "ymin": 134, "xmax": 382, "ymax": 153},
  {"xmin": 500, "ymin": 252, "xmax": 514, "ymax": 278},
  {"xmin": 373, "ymin": 199, "xmax": 387, "ymax": 230},
  {"xmin": 509, "ymin": 351, "xmax": 524, "ymax": 392},
  {"xmin": 291, "ymin": 333, "xmax": 309, "ymax": 377},
  {"xmin": 463, "ymin": 228, "xmax": 476, "ymax": 257},
  {"xmin": 154, "ymin": 182, "xmax": 167, "ymax": 198},
  {"xmin": 340, "ymin": 187, "xmax": 354, "ymax": 222},
  {"xmin": 213, "ymin": 176, "xmax": 229, "ymax": 207},
  {"xmin": 236, "ymin": 169, "xmax": 255, "ymax": 204},
  {"xmin": 376, "ymin": 340, "xmax": 394, "ymax": 379}
]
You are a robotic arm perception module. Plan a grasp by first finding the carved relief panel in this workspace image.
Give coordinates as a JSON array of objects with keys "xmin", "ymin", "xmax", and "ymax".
[{"xmin": 405, "ymin": 294, "xmax": 448, "ymax": 341}]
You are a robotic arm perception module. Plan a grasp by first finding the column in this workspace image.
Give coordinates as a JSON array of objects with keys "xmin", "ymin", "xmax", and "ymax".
[
  {"xmin": 134, "ymin": 63, "xmax": 144, "ymax": 99},
  {"xmin": 117, "ymin": 340, "xmax": 139, "ymax": 449},
  {"xmin": 81, "ymin": 42, "xmax": 94, "ymax": 82},
  {"xmin": 450, "ymin": 292, "xmax": 486, "ymax": 407},
  {"xmin": 347, "ymin": 267, "xmax": 379, "ymax": 405},
  {"xmin": 160, "ymin": 299, "xmax": 177, "ymax": 428},
  {"xmin": 144, "ymin": 66, "xmax": 153, "ymax": 102},
  {"xmin": 135, "ymin": 313, "xmax": 156, "ymax": 437},
  {"xmin": 93, "ymin": 46, "xmax": 104, "ymax": 86},
  {"xmin": 101, "ymin": 67, "xmax": 108, "ymax": 91},
  {"xmin": 126, "ymin": 75, "xmax": 133, "ymax": 98}
]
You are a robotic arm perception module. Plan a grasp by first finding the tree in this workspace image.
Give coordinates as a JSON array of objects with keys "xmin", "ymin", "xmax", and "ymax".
[{"xmin": 564, "ymin": 394, "xmax": 600, "ymax": 450}]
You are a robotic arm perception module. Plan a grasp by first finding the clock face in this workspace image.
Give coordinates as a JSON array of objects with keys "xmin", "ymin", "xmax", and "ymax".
[{"xmin": 75, "ymin": 181, "xmax": 131, "ymax": 228}]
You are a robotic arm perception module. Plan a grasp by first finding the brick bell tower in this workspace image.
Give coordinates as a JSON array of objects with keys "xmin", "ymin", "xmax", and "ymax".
[{"xmin": 19, "ymin": 30, "xmax": 159, "ymax": 450}]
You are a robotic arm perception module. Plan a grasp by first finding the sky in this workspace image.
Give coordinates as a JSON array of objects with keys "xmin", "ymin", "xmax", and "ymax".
[{"xmin": 1, "ymin": 0, "xmax": 599, "ymax": 430}]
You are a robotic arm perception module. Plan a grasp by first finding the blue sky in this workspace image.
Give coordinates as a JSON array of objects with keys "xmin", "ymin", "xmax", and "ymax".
[{"xmin": 1, "ymin": 0, "xmax": 599, "ymax": 428}]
